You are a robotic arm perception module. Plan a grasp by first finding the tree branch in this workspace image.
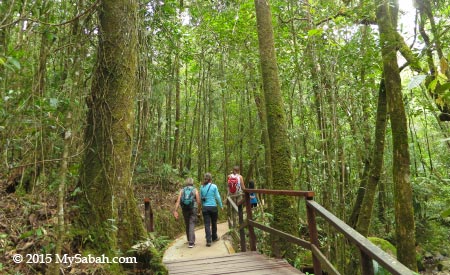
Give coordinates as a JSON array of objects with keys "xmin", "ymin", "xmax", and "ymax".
[{"xmin": 0, "ymin": 0, "xmax": 99, "ymax": 29}]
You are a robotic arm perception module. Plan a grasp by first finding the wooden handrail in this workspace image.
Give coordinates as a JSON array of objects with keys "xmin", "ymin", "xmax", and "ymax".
[
  {"xmin": 241, "ymin": 188, "xmax": 314, "ymax": 198},
  {"xmin": 307, "ymin": 200, "xmax": 416, "ymax": 275},
  {"xmin": 310, "ymin": 244, "xmax": 341, "ymax": 275},
  {"xmin": 247, "ymin": 219, "xmax": 311, "ymax": 249},
  {"xmin": 226, "ymin": 187, "xmax": 417, "ymax": 275},
  {"xmin": 227, "ymin": 196, "xmax": 239, "ymax": 212}
]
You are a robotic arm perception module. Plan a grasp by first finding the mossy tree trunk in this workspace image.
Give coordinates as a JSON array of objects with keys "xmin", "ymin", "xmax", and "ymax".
[
  {"xmin": 254, "ymin": 0, "xmax": 296, "ymax": 259},
  {"xmin": 354, "ymin": 80, "xmax": 388, "ymax": 274},
  {"xmin": 356, "ymin": 80, "xmax": 388, "ymax": 237},
  {"xmin": 78, "ymin": 0, "xmax": 145, "ymax": 256},
  {"xmin": 376, "ymin": 0, "xmax": 418, "ymax": 271}
]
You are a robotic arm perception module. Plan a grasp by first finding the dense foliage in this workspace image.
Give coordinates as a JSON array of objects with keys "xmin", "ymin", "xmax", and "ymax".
[{"xmin": 1, "ymin": 0, "xmax": 450, "ymax": 274}]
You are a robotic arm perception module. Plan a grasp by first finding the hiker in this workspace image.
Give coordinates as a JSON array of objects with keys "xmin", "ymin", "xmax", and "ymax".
[
  {"xmin": 201, "ymin": 172, "xmax": 223, "ymax": 247},
  {"xmin": 227, "ymin": 166, "xmax": 244, "ymax": 195},
  {"xmin": 248, "ymin": 180, "xmax": 258, "ymax": 208},
  {"xmin": 227, "ymin": 166, "xmax": 244, "ymax": 227},
  {"xmin": 173, "ymin": 178, "xmax": 200, "ymax": 248}
]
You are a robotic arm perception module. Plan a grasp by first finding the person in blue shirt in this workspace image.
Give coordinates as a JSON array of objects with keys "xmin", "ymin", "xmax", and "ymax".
[
  {"xmin": 200, "ymin": 172, "xmax": 223, "ymax": 247},
  {"xmin": 248, "ymin": 180, "xmax": 258, "ymax": 208}
]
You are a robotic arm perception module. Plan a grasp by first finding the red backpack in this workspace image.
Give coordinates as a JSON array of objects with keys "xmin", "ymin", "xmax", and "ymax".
[{"xmin": 228, "ymin": 174, "xmax": 240, "ymax": 194}]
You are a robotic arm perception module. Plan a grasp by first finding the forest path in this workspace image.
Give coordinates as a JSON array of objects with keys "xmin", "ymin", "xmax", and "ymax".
[{"xmin": 162, "ymin": 222, "xmax": 233, "ymax": 262}]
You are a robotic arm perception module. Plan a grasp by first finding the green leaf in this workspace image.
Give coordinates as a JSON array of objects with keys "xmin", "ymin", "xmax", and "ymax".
[
  {"xmin": 307, "ymin": 28, "xmax": 323, "ymax": 37},
  {"xmin": 71, "ymin": 187, "xmax": 82, "ymax": 197},
  {"xmin": 20, "ymin": 230, "xmax": 34, "ymax": 239},
  {"xmin": 7, "ymin": 56, "xmax": 21, "ymax": 70},
  {"xmin": 407, "ymin": 74, "xmax": 427, "ymax": 90},
  {"xmin": 436, "ymin": 82, "xmax": 450, "ymax": 93},
  {"xmin": 441, "ymin": 207, "xmax": 450, "ymax": 218},
  {"xmin": 428, "ymin": 78, "xmax": 438, "ymax": 91}
]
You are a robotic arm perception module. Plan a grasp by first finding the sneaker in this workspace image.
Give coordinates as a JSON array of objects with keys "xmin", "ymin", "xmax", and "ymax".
[
  {"xmin": 206, "ymin": 242, "xmax": 211, "ymax": 247},
  {"xmin": 213, "ymin": 237, "xmax": 220, "ymax": 242},
  {"xmin": 188, "ymin": 243, "xmax": 195, "ymax": 248}
]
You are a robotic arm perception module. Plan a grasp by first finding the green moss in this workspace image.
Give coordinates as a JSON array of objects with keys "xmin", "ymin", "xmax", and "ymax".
[{"xmin": 368, "ymin": 237, "xmax": 397, "ymax": 257}]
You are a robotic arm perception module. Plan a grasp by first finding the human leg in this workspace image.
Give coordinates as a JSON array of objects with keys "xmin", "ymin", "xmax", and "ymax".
[
  {"xmin": 210, "ymin": 207, "xmax": 219, "ymax": 241},
  {"xmin": 202, "ymin": 207, "xmax": 212, "ymax": 245},
  {"xmin": 182, "ymin": 209, "xmax": 190, "ymax": 242},
  {"xmin": 188, "ymin": 209, "xmax": 197, "ymax": 245}
]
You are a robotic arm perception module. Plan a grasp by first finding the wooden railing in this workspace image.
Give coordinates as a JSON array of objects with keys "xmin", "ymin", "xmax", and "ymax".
[
  {"xmin": 227, "ymin": 187, "xmax": 416, "ymax": 275},
  {"xmin": 144, "ymin": 198, "xmax": 154, "ymax": 232}
]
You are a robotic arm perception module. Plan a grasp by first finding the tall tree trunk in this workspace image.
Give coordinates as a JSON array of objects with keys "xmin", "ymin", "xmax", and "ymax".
[
  {"xmin": 356, "ymin": 80, "xmax": 388, "ymax": 236},
  {"xmin": 254, "ymin": 91, "xmax": 273, "ymax": 191},
  {"xmin": 165, "ymin": 61, "xmax": 173, "ymax": 163},
  {"xmin": 376, "ymin": 0, "xmax": 418, "ymax": 270},
  {"xmin": 254, "ymin": 0, "xmax": 296, "ymax": 259},
  {"xmin": 49, "ymin": 5, "xmax": 84, "ymax": 271},
  {"xmin": 348, "ymin": 24, "xmax": 374, "ymax": 229},
  {"xmin": 220, "ymin": 53, "xmax": 230, "ymax": 180},
  {"xmin": 172, "ymin": 55, "xmax": 181, "ymax": 169},
  {"xmin": 77, "ymin": 0, "xmax": 145, "ymax": 255},
  {"xmin": 31, "ymin": 5, "xmax": 52, "ymax": 193}
]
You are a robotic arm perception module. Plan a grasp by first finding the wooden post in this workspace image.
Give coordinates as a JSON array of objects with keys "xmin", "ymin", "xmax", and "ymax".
[
  {"xmin": 245, "ymin": 191, "xmax": 257, "ymax": 251},
  {"xmin": 227, "ymin": 199, "xmax": 232, "ymax": 228},
  {"xmin": 144, "ymin": 198, "xmax": 154, "ymax": 232},
  {"xmin": 238, "ymin": 203, "xmax": 246, "ymax": 252},
  {"xmin": 306, "ymin": 196, "xmax": 322, "ymax": 275},
  {"xmin": 361, "ymin": 250, "xmax": 375, "ymax": 275}
]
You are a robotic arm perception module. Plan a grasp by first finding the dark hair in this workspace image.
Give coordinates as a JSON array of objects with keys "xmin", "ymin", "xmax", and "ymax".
[{"xmin": 248, "ymin": 180, "xmax": 255, "ymax": 189}]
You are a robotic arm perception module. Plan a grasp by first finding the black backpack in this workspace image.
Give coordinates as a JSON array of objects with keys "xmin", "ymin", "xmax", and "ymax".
[{"xmin": 180, "ymin": 186, "xmax": 195, "ymax": 210}]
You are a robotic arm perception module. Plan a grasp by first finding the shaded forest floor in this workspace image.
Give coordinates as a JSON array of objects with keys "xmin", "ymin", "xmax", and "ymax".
[
  {"xmin": 0, "ymin": 178, "xmax": 117, "ymax": 274},
  {"xmin": 0, "ymin": 177, "xmax": 181, "ymax": 275}
]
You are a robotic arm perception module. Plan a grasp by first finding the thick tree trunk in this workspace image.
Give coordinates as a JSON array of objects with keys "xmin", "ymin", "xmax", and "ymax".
[
  {"xmin": 254, "ymin": 0, "xmax": 296, "ymax": 259},
  {"xmin": 78, "ymin": 0, "xmax": 145, "ymax": 255},
  {"xmin": 376, "ymin": 0, "xmax": 418, "ymax": 270}
]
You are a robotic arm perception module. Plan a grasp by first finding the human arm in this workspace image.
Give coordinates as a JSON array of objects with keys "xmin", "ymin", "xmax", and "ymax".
[
  {"xmin": 195, "ymin": 188, "xmax": 201, "ymax": 205},
  {"xmin": 215, "ymin": 185, "xmax": 223, "ymax": 208},
  {"xmin": 239, "ymin": 175, "xmax": 245, "ymax": 189},
  {"xmin": 173, "ymin": 190, "xmax": 182, "ymax": 219},
  {"xmin": 195, "ymin": 188, "xmax": 201, "ymax": 213}
]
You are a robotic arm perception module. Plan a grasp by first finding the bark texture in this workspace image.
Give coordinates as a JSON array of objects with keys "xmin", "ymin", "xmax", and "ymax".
[
  {"xmin": 376, "ymin": 0, "xmax": 418, "ymax": 270},
  {"xmin": 254, "ymin": 0, "xmax": 296, "ymax": 259},
  {"xmin": 356, "ymin": 80, "xmax": 388, "ymax": 236},
  {"xmin": 78, "ymin": 0, "xmax": 145, "ymax": 255}
]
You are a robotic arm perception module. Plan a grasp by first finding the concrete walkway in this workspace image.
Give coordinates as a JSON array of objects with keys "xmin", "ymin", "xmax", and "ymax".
[{"xmin": 163, "ymin": 222, "xmax": 233, "ymax": 262}]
